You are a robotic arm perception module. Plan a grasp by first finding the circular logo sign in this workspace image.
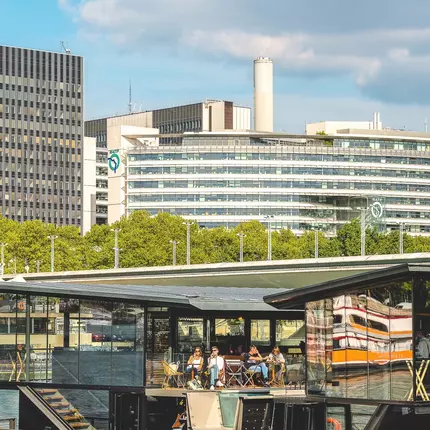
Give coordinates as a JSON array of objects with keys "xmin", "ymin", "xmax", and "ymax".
[
  {"xmin": 108, "ymin": 153, "xmax": 120, "ymax": 173},
  {"xmin": 370, "ymin": 202, "xmax": 383, "ymax": 219}
]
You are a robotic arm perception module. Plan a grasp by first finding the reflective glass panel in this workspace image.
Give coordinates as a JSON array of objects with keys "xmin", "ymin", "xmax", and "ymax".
[
  {"xmin": 250, "ymin": 320, "xmax": 270, "ymax": 347},
  {"xmin": 177, "ymin": 317, "xmax": 204, "ymax": 354}
]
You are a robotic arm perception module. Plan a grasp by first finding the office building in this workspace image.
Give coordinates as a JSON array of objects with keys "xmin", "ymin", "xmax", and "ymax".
[
  {"xmin": 0, "ymin": 45, "xmax": 84, "ymax": 227},
  {"xmin": 107, "ymin": 128, "xmax": 430, "ymax": 236},
  {"xmin": 306, "ymin": 112, "xmax": 382, "ymax": 135},
  {"xmin": 85, "ymin": 101, "xmax": 251, "ymax": 226}
]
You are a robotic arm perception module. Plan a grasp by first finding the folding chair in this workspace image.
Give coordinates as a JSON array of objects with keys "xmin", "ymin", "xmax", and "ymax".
[{"xmin": 162, "ymin": 361, "xmax": 185, "ymax": 389}]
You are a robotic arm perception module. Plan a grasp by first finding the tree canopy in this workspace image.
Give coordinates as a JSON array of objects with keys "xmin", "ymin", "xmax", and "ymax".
[{"xmin": 0, "ymin": 212, "xmax": 428, "ymax": 274}]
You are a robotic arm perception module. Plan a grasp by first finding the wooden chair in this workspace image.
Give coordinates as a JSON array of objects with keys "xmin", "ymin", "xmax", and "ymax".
[
  {"xmin": 244, "ymin": 368, "xmax": 263, "ymax": 387},
  {"xmin": 270, "ymin": 363, "xmax": 286, "ymax": 387},
  {"xmin": 162, "ymin": 361, "xmax": 184, "ymax": 389}
]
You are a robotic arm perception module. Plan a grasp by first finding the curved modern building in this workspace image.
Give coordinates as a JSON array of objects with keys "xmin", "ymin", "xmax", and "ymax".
[{"xmin": 108, "ymin": 129, "xmax": 430, "ymax": 236}]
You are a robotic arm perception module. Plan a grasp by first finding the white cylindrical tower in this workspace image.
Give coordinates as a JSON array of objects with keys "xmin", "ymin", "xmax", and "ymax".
[{"xmin": 254, "ymin": 57, "xmax": 274, "ymax": 132}]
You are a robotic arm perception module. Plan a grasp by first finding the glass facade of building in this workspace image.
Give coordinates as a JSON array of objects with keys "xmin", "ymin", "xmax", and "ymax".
[
  {"xmin": 0, "ymin": 45, "xmax": 83, "ymax": 226},
  {"xmin": 124, "ymin": 134, "xmax": 430, "ymax": 235},
  {"xmin": 302, "ymin": 270, "xmax": 430, "ymax": 403}
]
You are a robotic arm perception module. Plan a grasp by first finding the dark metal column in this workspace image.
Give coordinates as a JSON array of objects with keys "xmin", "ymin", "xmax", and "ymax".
[{"xmin": 25, "ymin": 295, "xmax": 31, "ymax": 381}]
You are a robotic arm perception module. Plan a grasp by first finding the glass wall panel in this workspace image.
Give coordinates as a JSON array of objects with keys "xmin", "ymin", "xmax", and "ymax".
[
  {"xmin": 413, "ymin": 278, "xmax": 430, "ymax": 402},
  {"xmin": 275, "ymin": 320, "xmax": 304, "ymax": 348},
  {"xmin": 214, "ymin": 318, "xmax": 245, "ymax": 355},
  {"xmin": 390, "ymin": 283, "xmax": 412, "ymax": 401},
  {"xmin": 367, "ymin": 288, "xmax": 391, "ymax": 400},
  {"xmin": 111, "ymin": 302, "xmax": 144, "ymax": 386},
  {"xmin": 345, "ymin": 292, "xmax": 368, "ymax": 399},
  {"xmin": 50, "ymin": 297, "xmax": 80, "ymax": 385},
  {"xmin": 329, "ymin": 295, "xmax": 347, "ymax": 398},
  {"xmin": 0, "ymin": 294, "xmax": 17, "ymax": 382},
  {"xmin": 177, "ymin": 317, "xmax": 204, "ymax": 353},
  {"xmin": 250, "ymin": 320, "xmax": 270, "ymax": 347},
  {"xmin": 28, "ymin": 295, "xmax": 49, "ymax": 382},
  {"xmin": 79, "ymin": 300, "xmax": 112, "ymax": 386},
  {"xmin": 306, "ymin": 299, "xmax": 332, "ymax": 394}
]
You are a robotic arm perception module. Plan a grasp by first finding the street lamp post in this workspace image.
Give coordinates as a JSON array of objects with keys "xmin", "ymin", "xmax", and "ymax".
[
  {"xmin": 0, "ymin": 243, "xmax": 7, "ymax": 277},
  {"xmin": 170, "ymin": 240, "xmax": 179, "ymax": 266},
  {"xmin": 314, "ymin": 229, "xmax": 319, "ymax": 259},
  {"xmin": 264, "ymin": 215, "xmax": 274, "ymax": 261},
  {"xmin": 47, "ymin": 235, "xmax": 58, "ymax": 273},
  {"xmin": 360, "ymin": 208, "xmax": 366, "ymax": 257},
  {"xmin": 399, "ymin": 223, "xmax": 405, "ymax": 254},
  {"xmin": 183, "ymin": 222, "xmax": 193, "ymax": 265},
  {"xmin": 111, "ymin": 228, "xmax": 121, "ymax": 269},
  {"xmin": 237, "ymin": 233, "xmax": 246, "ymax": 263}
]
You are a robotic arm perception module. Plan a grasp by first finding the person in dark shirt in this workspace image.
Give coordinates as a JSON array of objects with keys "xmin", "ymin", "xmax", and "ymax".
[{"xmin": 243, "ymin": 345, "xmax": 269, "ymax": 386}]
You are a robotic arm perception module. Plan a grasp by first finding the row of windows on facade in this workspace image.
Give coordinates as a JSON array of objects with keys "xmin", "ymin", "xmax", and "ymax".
[
  {"xmin": 0, "ymin": 48, "xmax": 82, "ymax": 85},
  {"xmin": 0, "ymin": 172, "xmax": 80, "ymax": 182},
  {"xmin": 0, "ymin": 98, "xmax": 82, "ymax": 113},
  {"xmin": 182, "ymin": 136, "xmax": 430, "ymax": 152},
  {"xmin": 134, "ymin": 210, "xmax": 430, "ymax": 234},
  {"xmin": 128, "ymin": 153, "xmax": 430, "ymax": 164},
  {"xmin": 127, "ymin": 193, "xmax": 430, "ymax": 207},
  {"xmin": 0, "ymin": 200, "xmax": 81, "ymax": 211},
  {"xmin": 128, "ymin": 166, "xmax": 430, "ymax": 179},
  {"xmin": 0, "ymin": 140, "xmax": 82, "ymax": 152},
  {"xmin": 1, "ymin": 115, "xmax": 82, "ymax": 128},
  {"xmin": 0, "ymin": 214, "xmax": 81, "ymax": 225},
  {"xmin": 1, "ymin": 194, "xmax": 82, "ymax": 205},
  {"xmin": 0, "ymin": 82, "xmax": 82, "ymax": 97},
  {"xmin": 0, "ymin": 187, "xmax": 81, "ymax": 197},
  {"xmin": 0, "ymin": 158, "xmax": 82, "ymax": 170},
  {"xmin": 158, "ymin": 119, "xmax": 202, "ymax": 134},
  {"xmin": 0, "ymin": 128, "xmax": 81, "ymax": 141},
  {"xmin": 0, "ymin": 179, "xmax": 80, "ymax": 190},
  {"xmin": 128, "ymin": 180, "xmax": 430, "ymax": 192},
  {"xmin": 129, "ymin": 206, "xmax": 429, "ymax": 220},
  {"xmin": 0, "ymin": 142, "xmax": 82, "ymax": 154}
]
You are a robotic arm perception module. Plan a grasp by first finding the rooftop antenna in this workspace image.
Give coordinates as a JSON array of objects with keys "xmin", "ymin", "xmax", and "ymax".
[
  {"xmin": 60, "ymin": 41, "xmax": 71, "ymax": 54},
  {"xmin": 128, "ymin": 80, "xmax": 132, "ymax": 113},
  {"xmin": 425, "ymin": 118, "xmax": 428, "ymax": 133}
]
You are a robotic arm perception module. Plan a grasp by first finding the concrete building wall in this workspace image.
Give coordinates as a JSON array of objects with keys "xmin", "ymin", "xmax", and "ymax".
[
  {"xmin": 254, "ymin": 57, "xmax": 274, "ymax": 132},
  {"xmin": 82, "ymin": 137, "xmax": 97, "ymax": 235},
  {"xmin": 107, "ymin": 111, "xmax": 153, "ymax": 128},
  {"xmin": 234, "ymin": 106, "xmax": 251, "ymax": 131},
  {"xmin": 306, "ymin": 115, "xmax": 383, "ymax": 136},
  {"xmin": 107, "ymin": 125, "xmax": 159, "ymax": 224}
]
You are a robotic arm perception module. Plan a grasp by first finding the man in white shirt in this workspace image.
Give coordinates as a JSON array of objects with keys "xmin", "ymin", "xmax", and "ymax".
[
  {"xmin": 207, "ymin": 346, "xmax": 225, "ymax": 390},
  {"xmin": 416, "ymin": 330, "xmax": 430, "ymax": 359}
]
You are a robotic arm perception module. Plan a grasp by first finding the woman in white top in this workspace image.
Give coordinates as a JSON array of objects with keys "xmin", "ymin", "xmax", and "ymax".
[
  {"xmin": 207, "ymin": 346, "xmax": 225, "ymax": 390},
  {"xmin": 186, "ymin": 347, "xmax": 204, "ymax": 378},
  {"xmin": 266, "ymin": 346, "xmax": 285, "ymax": 382}
]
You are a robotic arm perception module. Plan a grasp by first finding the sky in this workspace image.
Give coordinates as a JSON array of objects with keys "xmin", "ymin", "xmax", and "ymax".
[{"xmin": 3, "ymin": 0, "xmax": 430, "ymax": 132}]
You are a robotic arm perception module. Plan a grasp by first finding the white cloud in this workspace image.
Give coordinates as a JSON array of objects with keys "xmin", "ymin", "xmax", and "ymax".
[{"xmin": 59, "ymin": 0, "xmax": 430, "ymax": 105}]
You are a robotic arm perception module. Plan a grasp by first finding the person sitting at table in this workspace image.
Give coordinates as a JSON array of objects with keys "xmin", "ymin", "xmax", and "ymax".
[
  {"xmin": 266, "ymin": 346, "xmax": 285, "ymax": 382},
  {"xmin": 244, "ymin": 345, "xmax": 269, "ymax": 387},
  {"xmin": 208, "ymin": 345, "xmax": 225, "ymax": 390},
  {"xmin": 185, "ymin": 347, "xmax": 204, "ymax": 379}
]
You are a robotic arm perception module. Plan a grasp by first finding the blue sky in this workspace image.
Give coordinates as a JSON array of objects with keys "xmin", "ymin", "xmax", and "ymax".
[{"xmin": 3, "ymin": 0, "xmax": 430, "ymax": 132}]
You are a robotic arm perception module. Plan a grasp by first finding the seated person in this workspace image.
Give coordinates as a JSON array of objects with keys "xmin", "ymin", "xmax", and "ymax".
[
  {"xmin": 243, "ymin": 345, "xmax": 269, "ymax": 386},
  {"xmin": 185, "ymin": 347, "xmax": 204, "ymax": 378},
  {"xmin": 266, "ymin": 346, "xmax": 285, "ymax": 381},
  {"xmin": 208, "ymin": 346, "xmax": 225, "ymax": 390}
]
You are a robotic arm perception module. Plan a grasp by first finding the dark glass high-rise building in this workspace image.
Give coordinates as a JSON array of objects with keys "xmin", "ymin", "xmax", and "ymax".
[{"xmin": 0, "ymin": 45, "xmax": 83, "ymax": 226}]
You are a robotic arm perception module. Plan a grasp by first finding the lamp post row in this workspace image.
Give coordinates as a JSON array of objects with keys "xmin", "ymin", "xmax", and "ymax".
[{"xmin": 0, "ymin": 220, "xmax": 407, "ymax": 273}]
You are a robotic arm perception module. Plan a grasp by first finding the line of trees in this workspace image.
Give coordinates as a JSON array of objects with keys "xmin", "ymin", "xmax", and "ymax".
[{"xmin": 0, "ymin": 211, "xmax": 430, "ymax": 274}]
